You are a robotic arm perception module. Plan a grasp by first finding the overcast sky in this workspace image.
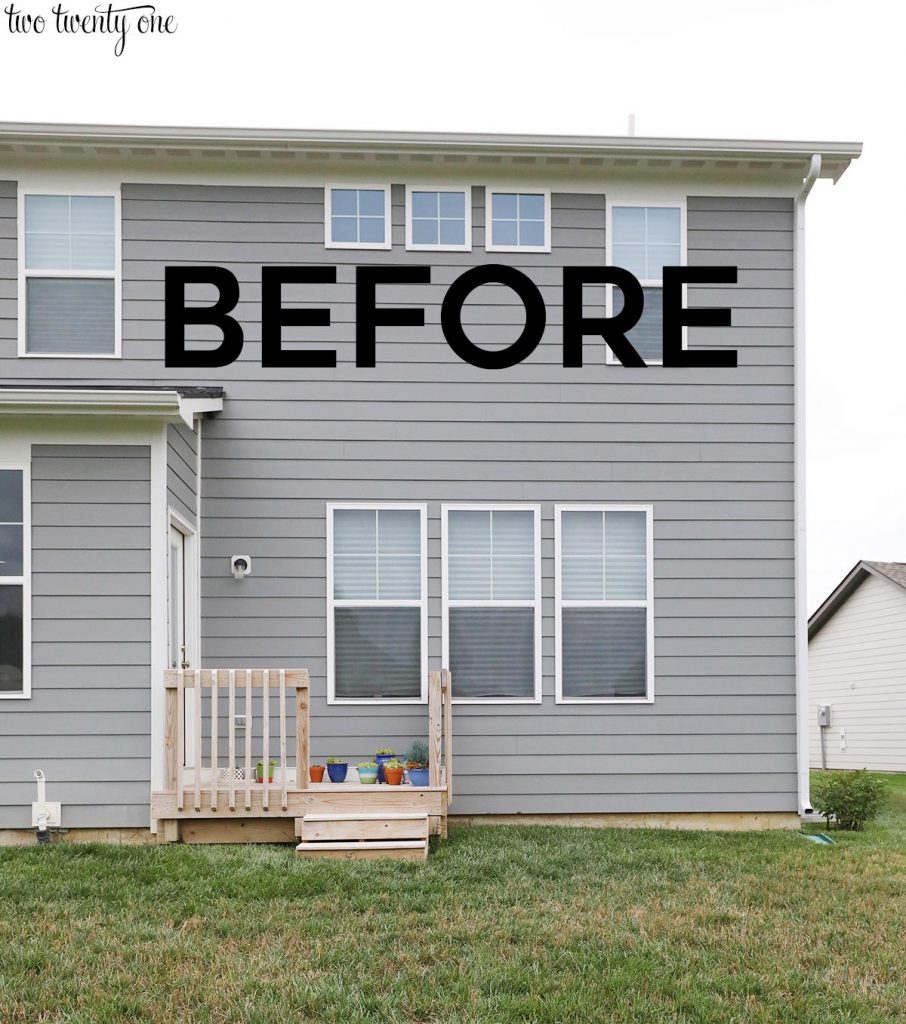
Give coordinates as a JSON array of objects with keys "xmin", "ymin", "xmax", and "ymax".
[{"xmin": 0, "ymin": 0, "xmax": 899, "ymax": 610}]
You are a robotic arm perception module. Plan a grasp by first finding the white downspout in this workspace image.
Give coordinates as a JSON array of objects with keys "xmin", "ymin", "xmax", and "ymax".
[{"xmin": 795, "ymin": 154, "xmax": 821, "ymax": 815}]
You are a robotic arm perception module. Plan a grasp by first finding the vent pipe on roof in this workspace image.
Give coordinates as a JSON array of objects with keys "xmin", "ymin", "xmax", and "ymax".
[
  {"xmin": 627, "ymin": 113, "xmax": 636, "ymax": 137},
  {"xmin": 794, "ymin": 155, "xmax": 822, "ymax": 816}
]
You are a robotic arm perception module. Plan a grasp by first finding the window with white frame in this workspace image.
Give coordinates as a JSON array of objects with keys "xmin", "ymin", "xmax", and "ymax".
[
  {"xmin": 608, "ymin": 204, "xmax": 683, "ymax": 364},
  {"xmin": 486, "ymin": 191, "xmax": 550, "ymax": 252},
  {"xmin": 325, "ymin": 186, "xmax": 391, "ymax": 249},
  {"xmin": 20, "ymin": 193, "xmax": 118, "ymax": 356},
  {"xmin": 328, "ymin": 505, "xmax": 426, "ymax": 701},
  {"xmin": 556, "ymin": 506, "xmax": 652, "ymax": 702},
  {"xmin": 0, "ymin": 468, "xmax": 27, "ymax": 697},
  {"xmin": 443, "ymin": 506, "xmax": 541, "ymax": 701},
  {"xmin": 406, "ymin": 188, "xmax": 470, "ymax": 250}
]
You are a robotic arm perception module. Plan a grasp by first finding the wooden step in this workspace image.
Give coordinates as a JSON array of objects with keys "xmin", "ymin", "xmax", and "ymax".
[
  {"xmin": 300, "ymin": 813, "xmax": 429, "ymax": 842},
  {"xmin": 295, "ymin": 839, "xmax": 428, "ymax": 862}
]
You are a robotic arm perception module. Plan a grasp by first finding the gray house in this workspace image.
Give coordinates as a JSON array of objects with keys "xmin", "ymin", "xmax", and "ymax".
[{"xmin": 0, "ymin": 123, "xmax": 860, "ymax": 847}]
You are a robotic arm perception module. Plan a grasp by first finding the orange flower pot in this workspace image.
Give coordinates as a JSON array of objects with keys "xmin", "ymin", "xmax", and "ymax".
[
  {"xmin": 309, "ymin": 765, "xmax": 325, "ymax": 783},
  {"xmin": 384, "ymin": 765, "xmax": 404, "ymax": 786}
]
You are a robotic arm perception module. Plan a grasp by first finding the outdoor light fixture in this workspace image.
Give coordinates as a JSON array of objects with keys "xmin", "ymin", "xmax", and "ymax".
[{"xmin": 230, "ymin": 555, "xmax": 251, "ymax": 579}]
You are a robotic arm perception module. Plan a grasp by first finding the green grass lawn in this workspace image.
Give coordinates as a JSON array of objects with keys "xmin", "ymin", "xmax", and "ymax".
[{"xmin": 2, "ymin": 776, "xmax": 905, "ymax": 1024}]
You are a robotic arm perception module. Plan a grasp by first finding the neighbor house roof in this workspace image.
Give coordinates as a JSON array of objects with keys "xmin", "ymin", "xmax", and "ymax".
[
  {"xmin": 808, "ymin": 561, "xmax": 906, "ymax": 640},
  {"xmin": 0, "ymin": 122, "xmax": 863, "ymax": 183}
]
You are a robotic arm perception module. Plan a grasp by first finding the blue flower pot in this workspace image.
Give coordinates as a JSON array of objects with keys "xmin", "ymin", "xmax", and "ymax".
[
  {"xmin": 408, "ymin": 767, "xmax": 430, "ymax": 787},
  {"xmin": 375, "ymin": 753, "xmax": 395, "ymax": 783},
  {"xmin": 326, "ymin": 762, "xmax": 348, "ymax": 783},
  {"xmin": 358, "ymin": 767, "xmax": 378, "ymax": 785}
]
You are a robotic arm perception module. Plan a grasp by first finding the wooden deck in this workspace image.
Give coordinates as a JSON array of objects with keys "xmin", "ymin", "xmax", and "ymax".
[{"xmin": 151, "ymin": 669, "xmax": 452, "ymax": 849}]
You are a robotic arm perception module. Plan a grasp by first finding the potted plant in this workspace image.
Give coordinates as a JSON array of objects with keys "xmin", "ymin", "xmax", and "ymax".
[
  {"xmin": 309, "ymin": 764, "xmax": 325, "ymax": 783},
  {"xmin": 405, "ymin": 741, "xmax": 430, "ymax": 787},
  {"xmin": 374, "ymin": 747, "xmax": 396, "ymax": 783},
  {"xmin": 383, "ymin": 758, "xmax": 405, "ymax": 786},
  {"xmin": 325, "ymin": 757, "xmax": 348, "ymax": 783},
  {"xmin": 255, "ymin": 759, "xmax": 276, "ymax": 784},
  {"xmin": 357, "ymin": 761, "xmax": 379, "ymax": 785}
]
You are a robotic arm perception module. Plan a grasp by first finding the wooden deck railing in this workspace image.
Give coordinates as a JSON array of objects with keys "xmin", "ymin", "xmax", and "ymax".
[{"xmin": 163, "ymin": 669, "xmax": 310, "ymax": 813}]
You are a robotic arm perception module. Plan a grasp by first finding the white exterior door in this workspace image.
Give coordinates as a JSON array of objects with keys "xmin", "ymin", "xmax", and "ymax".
[{"xmin": 167, "ymin": 516, "xmax": 198, "ymax": 765}]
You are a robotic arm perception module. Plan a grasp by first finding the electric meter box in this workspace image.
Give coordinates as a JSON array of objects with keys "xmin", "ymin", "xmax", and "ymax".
[{"xmin": 817, "ymin": 704, "xmax": 832, "ymax": 728}]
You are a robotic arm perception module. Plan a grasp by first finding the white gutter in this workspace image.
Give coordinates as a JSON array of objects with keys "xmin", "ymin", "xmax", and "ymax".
[
  {"xmin": 0, "ymin": 388, "xmax": 222, "ymax": 428},
  {"xmin": 794, "ymin": 154, "xmax": 821, "ymax": 815}
]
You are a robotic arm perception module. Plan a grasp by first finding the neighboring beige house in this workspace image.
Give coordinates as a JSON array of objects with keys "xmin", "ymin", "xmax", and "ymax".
[{"xmin": 809, "ymin": 561, "xmax": 906, "ymax": 772}]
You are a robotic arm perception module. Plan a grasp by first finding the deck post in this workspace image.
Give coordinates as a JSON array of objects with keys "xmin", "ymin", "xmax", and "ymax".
[
  {"xmin": 296, "ymin": 683, "xmax": 309, "ymax": 789},
  {"xmin": 441, "ymin": 668, "xmax": 452, "ymax": 805},
  {"xmin": 428, "ymin": 671, "xmax": 442, "ymax": 788}
]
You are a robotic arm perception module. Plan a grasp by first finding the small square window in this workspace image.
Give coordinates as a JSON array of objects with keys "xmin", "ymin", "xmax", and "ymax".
[
  {"xmin": 406, "ymin": 188, "xmax": 470, "ymax": 251},
  {"xmin": 326, "ymin": 186, "xmax": 391, "ymax": 249},
  {"xmin": 487, "ymin": 191, "xmax": 550, "ymax": 252}
]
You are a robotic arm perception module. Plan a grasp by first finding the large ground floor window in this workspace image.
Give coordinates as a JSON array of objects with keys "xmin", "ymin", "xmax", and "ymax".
[{"xmin": 0, "ymin": 467, "xmax": 28, "ymax": 698}]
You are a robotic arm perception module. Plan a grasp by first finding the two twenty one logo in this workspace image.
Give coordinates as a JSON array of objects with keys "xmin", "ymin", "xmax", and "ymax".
[{"xmin": 164, "ymin": 263, "xmax": 738, "ymax": 370}]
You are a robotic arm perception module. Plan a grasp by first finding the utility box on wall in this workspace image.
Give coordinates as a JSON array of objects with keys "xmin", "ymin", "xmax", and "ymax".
[{"xmin": 817, "ymin": 704, "xmax": 832, "ymax": 728}]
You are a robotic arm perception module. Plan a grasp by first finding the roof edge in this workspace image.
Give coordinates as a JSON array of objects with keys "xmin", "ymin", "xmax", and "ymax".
[
  {"xmin": 808, "ymin": 560, "xmax": 906, "ymax": 640},
  {"xmin": 0, "ymin": 121, "xmax": 863, "ymax": 177}
]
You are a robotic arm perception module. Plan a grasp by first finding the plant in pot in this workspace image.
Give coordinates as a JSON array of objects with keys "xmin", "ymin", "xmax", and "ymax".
[
  {"xmin": 325, "ymin": 757, "xmax": 348, "ymax": 784},
  {"xmin": 405, "ymin": 741, "xmax": 430, "ymax": 787},
  {"xmin": 357, "ymin": 761, "xmax": 379, "ymax": 785},
  {"xmin": 255, "ymin": 759, "xmax": 276, "ymax": 784},
  {"xmin": 309, "ymin": 764, "xmax": 325, "ymax": 783},
  {"xmin": 374, "ymin": 747, "xmax": 396, "ymax": 783},
  {"xmin": 383, "ymin": 758, "xmax": 405, "ymax": 786}
]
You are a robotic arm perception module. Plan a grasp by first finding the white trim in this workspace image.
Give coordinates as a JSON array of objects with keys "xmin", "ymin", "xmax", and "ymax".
[
  {"xmin": 326, "ymin": 502, "xmax": 428, "ymax": 705},
  {"xmin": 441, "ymin": 503, "xmax": 542, "ymax": 705},
  {"xmin": 554, "ymin": 504, "xmax": 654, "ymax": 705},
  {"xmin": 149, "ymin": 425, "xmax": 168, "ymax": 808},
  {"xmin": 404, "ymin": 184, "xmax": 472, "ymax": 252},
  {"xmin": 794, "ymin": 156, "xmax": 821, "ymax": 815},
  {"xmin": 605, "ymin": 198, "xmax": 687, "ymax": 366},
  {"xmin": 324, "ymin": 183, "xmax": 393, "ymax": 250},
  {"xmin": 0, "ymin": 388, "xmax": 222, "ymax": 428},
  {"xmin": 485, "ymin": 188, "xmax": 552, "ymax": 253},
  {"xmin": 0, "ymin": 461, "xmax": 31, "ymax": 700},
  {"xmin": 17, "ymin": 187, "xmax": 122, "ymax": 359}
]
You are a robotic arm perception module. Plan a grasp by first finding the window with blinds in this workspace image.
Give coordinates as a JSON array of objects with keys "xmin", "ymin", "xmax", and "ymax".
[
  {"xmin": 443, "ymin": 506, "xmax": 541, "ymax": 701},
  {"xmin": 21, "ymin": 193, "xmax": 118, "ymax": 356},
  {"xmin": 328, "ymin": 505, "xmax": 426, "ymax": 701},
  {"xmin": 608, "ymin": 204, "xmax": 683, "ymax": 365},
  {"xmin": 556, "ymin": 506, "xmax": 652, "ymax": 702}
]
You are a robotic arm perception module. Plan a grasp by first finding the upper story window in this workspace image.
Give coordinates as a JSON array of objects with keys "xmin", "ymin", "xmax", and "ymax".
[
  {"xmin": 19, "ymin": 192, "xmax": 119, "ymax": 357},
  {"xmin": 327, "ymin": 505, "xmax": 427, "ymax": 702},
  {"xmin": 486, "ymin": 190, "xmax": 551, "ymax": 253},
  {"xmin": 0, "ymin": 467, "xmax": 28, "ymax": 699},
  {"xmin": 443, "ymin": 505, "xmax": 541, "ymax": 703},
  {"xmin": 405, "ymin": 187, "xmax": 471, "ymax": 251},
  {"xmin": 555, "ymin": 505, "xmax": 653, "ymax": 703},
  {"xmin": 325, "ymin": 185, "xmax": 392, "ymax": 249},
  {"xmin": 608, "ymin": 203, "xmax": 684, "ymax": 365}
]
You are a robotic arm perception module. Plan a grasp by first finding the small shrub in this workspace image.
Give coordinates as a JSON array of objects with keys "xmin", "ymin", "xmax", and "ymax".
[
  {"xmin": 405, "ymin": 740, "xmax": 430, "ymax": 769},
  {"xmin": 357, "ymin": 761, "xmax": 378, "ymax": 770},
  {"xmin": 811, "ymin": 770, "xmax": 889, "ymax": 831},
  {"xmin": 326, "ymin": 757, "xmax": 346, "ymax": 765}
]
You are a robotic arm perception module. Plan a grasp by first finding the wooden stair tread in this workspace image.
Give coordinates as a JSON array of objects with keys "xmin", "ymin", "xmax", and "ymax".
[
  {"xmin": 302, "ymin": 812, "xmax": 428, "ymax": 822},
  {"xmin": 296, "ymin": 840, "xmax": 426, "ymax": 850}
]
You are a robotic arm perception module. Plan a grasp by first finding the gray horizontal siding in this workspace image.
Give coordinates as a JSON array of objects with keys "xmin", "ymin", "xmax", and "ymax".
[
  {"xmin": 167, "ymin": 422, "xmax": 198, "ymax": 527},
  {"xmin": 0, "ymin": 179, "xmax": 796, "ymax": 820},
  {"xmin": 0, "ymin": 445, "xmax": 151, "ymax": 829}
]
